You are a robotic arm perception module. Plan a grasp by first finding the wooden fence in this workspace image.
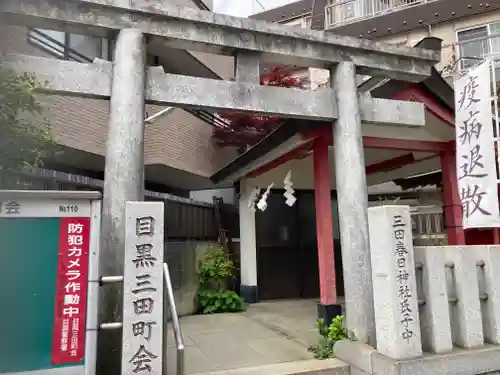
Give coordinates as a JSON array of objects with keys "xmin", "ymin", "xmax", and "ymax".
[
  {"xmin": 147, "ymin": 196, "xmax": 239, "ymax": 241},
  {"xmin": 15, "ymin": 168, "xmax": 240, "ymax": 241}
]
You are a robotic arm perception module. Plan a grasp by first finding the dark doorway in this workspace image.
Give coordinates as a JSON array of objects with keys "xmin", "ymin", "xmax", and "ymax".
[
  {"xmin": 255, "ymin": 190, "xmax": 344, "ymax": 300},
  {"xmin": 256, "ymin": 191, "xmax": 301, "ymax": 300},
  {"xmin": 296, "ymin": 192, "xmax": 320, "ymax": 298}
]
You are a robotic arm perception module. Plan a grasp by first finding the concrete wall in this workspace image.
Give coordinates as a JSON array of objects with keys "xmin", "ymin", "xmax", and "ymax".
[
  {"xmin": 165, "ymin": 240, "xmax": 241, "ymax": 318},
  {"xmin": 165, "ymin": 241, "xmax": 212, "ymax": 318}
]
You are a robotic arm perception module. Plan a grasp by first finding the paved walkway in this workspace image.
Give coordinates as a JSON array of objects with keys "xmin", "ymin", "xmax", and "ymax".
[{"xmin": 166, "ymin": 299, "xmax": 323, "ymax": 374}]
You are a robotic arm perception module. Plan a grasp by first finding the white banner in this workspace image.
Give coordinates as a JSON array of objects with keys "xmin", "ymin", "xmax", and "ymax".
[{"xmin": 454, "ymin": 61, "xmax": 500, "ymax": 229}]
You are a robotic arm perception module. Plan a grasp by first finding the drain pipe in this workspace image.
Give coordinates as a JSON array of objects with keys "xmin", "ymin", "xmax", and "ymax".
[{"xmin": 145, "ymin": 107, "xmax": 173, "ymax": 124}]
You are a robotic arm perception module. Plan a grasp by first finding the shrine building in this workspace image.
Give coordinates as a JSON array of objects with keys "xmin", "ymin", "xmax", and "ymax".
[{"xmin": 209, "ymin": 36, "xmax": 493, "ymax": 308}]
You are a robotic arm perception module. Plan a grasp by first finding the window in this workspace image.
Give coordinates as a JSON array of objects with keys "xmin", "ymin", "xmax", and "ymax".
[
  {"xmin": 457, "ymin": 22, "xmax": 500, "ymax": 70},
  {"xmin": 28, "ymin": 29, "xmax": 112, "ymax": 62},
  {"xmin": 304, "ymin": 16, "xmax": 312, "ymax": 29},
  {"xmin": 284, "ymin": 15, "xmax": 312, "ymax": 29}
]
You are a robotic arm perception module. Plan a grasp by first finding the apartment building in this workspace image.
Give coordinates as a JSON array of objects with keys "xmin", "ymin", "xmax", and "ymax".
[
  {"xmin": 252, "ymin": 0, "xmax": 500, "ymax": 85},
  {"xmin": 0, "ymin": 0, "xmax": 236, "ymax": 197}
]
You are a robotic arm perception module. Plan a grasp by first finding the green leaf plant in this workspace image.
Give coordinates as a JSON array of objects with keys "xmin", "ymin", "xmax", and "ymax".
[
  {"xmin": 0, "ymin": 65, "xmax": 54, "ymax": 188},
  {"xmin": 196, "ymin": 244, "xmax": 245, "ymax": 314},
  {"xmin": 308, "ymin": 316, "xmax": 349, "ymax": 359}
]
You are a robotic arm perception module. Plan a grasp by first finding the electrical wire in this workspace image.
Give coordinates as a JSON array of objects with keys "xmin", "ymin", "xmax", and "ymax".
[{"xmin": 255, "ymin": 0, "xmax": 266, "ymax": 11}]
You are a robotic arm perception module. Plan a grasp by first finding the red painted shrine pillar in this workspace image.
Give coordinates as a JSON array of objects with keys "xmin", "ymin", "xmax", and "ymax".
[
  {"xmin": 313, "ymin": 137, "xmax": 341, "ymax": 324},
  {"xmin": 440, "ymin": 150, "xmax": 466, "ymax": 245}
]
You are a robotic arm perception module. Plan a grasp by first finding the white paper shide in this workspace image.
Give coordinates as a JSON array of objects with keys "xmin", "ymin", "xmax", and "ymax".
[{"xmin": 454, "ymin": 62, "xmax": 500, "ymax": 229}]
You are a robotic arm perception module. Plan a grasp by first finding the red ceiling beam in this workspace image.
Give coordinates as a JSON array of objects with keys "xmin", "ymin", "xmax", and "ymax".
[
  {"xmin": 246, "ymin": 136, "xmax": 446, "ymax": 179},
  {"xmin": 392, "ymin": 84, "xmax": 455, "ymax": 127},
  {"xmin": 363, "ymin": 137, "xmax": 452, "ymax": 153},
  {"xmin": 301, "ymin": 127, "xmax": 331, "ymax": 140},
  {"xmin": 247, "ymin": 143, "xmax": 439, "ymax": 179},
  {"xmin": 251, "ymin": 87, "xmax": 455, "ymax": 179},
  {"xmin": 365, "ymin": 153, "xmax": 415, "ymax": 175},
  {"xmin": 246, "ymin": 140, "xmax": 314, "ymax": 178},
  {"xmin": 301, "ymin": 127, "xmax": 452, "ymax": 153}
]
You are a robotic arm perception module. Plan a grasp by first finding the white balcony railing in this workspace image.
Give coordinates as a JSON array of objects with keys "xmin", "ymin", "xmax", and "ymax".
[{"xmin": 325, "ymin": 0, "xmax": 437, "ymax": 29}]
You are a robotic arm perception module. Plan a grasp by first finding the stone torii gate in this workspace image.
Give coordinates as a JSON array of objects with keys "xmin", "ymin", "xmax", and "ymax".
[{"xmin": 0, "ymin": 0, "xmax": 439, "ymax": 364}]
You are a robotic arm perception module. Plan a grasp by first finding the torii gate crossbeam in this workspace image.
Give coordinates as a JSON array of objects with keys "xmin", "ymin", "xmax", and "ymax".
[{"xmin": 0, "ymin": 0, "xmax": 439, "ymax": 81}]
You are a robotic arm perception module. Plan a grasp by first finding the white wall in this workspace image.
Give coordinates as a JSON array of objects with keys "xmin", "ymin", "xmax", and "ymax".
[
  {"xmin": 214, "ymin": 0, "xmax": 295, "ymax": 17},
  {"xmin": 189, "ymin": 188, "xmax": 235, "ymax": 204}
]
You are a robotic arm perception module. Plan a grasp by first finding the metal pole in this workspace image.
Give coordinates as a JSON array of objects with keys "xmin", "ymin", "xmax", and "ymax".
[
  {"xmin": 98, "ymin": 28, "xmax": 146, "ymax": 375},
  {"xmin": 84, "ymin": 200, "xmax": 102, "ymax": 375},
  {"xmin": 163, "ymin": 263, "xmax": 185, "ymax": 375},
  {"xmin": 331, "ymin": 61, "xmax": 376, "ymax": 346}
]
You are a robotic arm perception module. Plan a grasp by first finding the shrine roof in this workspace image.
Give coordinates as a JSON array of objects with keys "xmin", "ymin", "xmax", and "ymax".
[{"xmin": 210, "ymin": 37, "xmax": 454, "ymax": 185}]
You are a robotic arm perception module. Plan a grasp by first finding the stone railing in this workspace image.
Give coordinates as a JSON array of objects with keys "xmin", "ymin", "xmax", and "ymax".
[
  {"xmin": 334, "ymin": 204, "xmax": 500, "ymax": 375},
  {"xmin": 411, "ymin": 208, "xmax": 445, "ymax": 241},
  {"xmin": 414, "ymin": 245, "xmax": 500, "ymax": 352}
]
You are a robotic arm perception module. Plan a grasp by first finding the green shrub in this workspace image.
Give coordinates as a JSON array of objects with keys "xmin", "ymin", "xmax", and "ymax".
[
  {"xmin": 197, "ymin": 290, "xmax": 245, "ymax": 314},
  {"xmin": 0, "ymin": 67, "xmax": 53, "ymax": 188},
  {"xmin": 309, "ymin": 316, "xmax": 348, "ymax": 359},
  {"xmin": 197, "ymin": 244, "xmax": 234, "ymax": 291},
  {"xmin": 196, "ymin": 244, "xmax": 245, "ymax": 314}
]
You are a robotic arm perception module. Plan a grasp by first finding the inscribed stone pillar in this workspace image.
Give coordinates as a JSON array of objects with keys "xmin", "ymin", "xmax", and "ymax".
[
  {"xmin": 122, "ymin": 202, "xmax": 164, "ymax": 375},
  {"xmin": 98, "ymin": 29, "xmax": 146, "ymax": 375},
  {"xmin": 238, "ymin": 179, "xmax": 258, "ymax": 303},
  {"xmin": 368, "ymin": 205, "xmax": 422, "ymax": 360},
  {"xmin": 331, "ymin": 62, "xmax": 375, "ymax": 346}
]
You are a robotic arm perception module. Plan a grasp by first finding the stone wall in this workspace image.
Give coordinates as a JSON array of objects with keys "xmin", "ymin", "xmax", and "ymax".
[{"xmin": 164, "ymin": 240, "xmax": 240, "ymax": 318}]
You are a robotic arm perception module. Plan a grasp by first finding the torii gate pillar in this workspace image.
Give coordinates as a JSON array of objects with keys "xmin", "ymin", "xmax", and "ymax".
[
  {"xmin": 99, "ymin": 28, "xmax": 146, "ymax": 373},
  {"xmin": 331, "ymin": 62, "xmax": 376, "ymax": 345}
]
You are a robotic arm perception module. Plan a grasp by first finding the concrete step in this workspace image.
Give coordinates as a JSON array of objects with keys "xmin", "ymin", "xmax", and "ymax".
[{"xmin": 190, "ymin": 359, "xmax": 350, "ymax": 375}]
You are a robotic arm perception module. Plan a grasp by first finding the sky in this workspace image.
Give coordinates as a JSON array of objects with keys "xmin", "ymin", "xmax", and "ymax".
[{"xmin": 213, "ymin": 0, "xmax": 293, "ymax": 17}]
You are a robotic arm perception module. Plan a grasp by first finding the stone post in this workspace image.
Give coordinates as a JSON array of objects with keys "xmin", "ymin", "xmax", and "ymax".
[
  {"xmin": 238, "ymin": 179, "xmax": 258, "ymax": 303},
  {"xmin": 98, "ymin": 29, "xmax": 146, "ymax": 375},
  {"xmin": 414, "ymin": 246, "xmax": 453, "ymax": 354},
  {"xmin": 368, "ymin": 205, "xmax": 422, "ymax": 360},
  {"xmin": 331, "ymin": 62, "xmax": 375, "ymax": 346},
  {"xmin": 446, "ymin": 246, "xmax": 484, "ymax": 348}
]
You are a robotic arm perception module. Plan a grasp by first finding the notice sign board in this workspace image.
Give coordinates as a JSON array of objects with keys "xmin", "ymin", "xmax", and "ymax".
[
  {"xmin": 52, "ymin": 217, "xmax": 90, "ymax": 364},
  {"xmin": 0, "ymin": 191, "xmax": 101, "ymax": 375}
]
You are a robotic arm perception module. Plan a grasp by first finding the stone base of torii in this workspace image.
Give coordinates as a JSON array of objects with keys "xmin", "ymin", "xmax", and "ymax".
[{"xmin": 0, "ymin": 0, "xmax": 441, "ymax": 373}]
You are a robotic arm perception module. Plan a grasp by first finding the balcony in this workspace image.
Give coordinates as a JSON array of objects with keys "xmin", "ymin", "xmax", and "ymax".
[{"xmin": 325, "ymin": 0, "xmax": 437, "ymax": 29}]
